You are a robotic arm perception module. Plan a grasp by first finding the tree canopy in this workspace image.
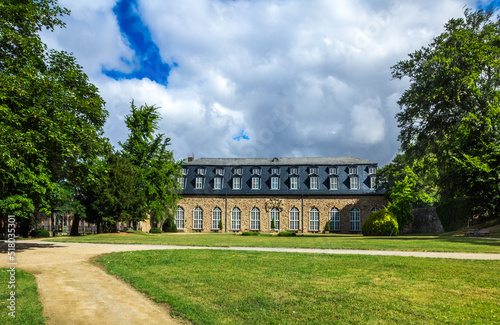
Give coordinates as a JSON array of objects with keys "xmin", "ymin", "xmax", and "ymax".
[
  {"xmin": 0, "ymin": 0, "xmax": 110, "ymax": 236},
  {"xmin": 391, "ymin": 9, "xmax": 500, "ymax": 220},
  {"xmin": 120, "ymin": 101, "xmax": 183, "ymax": 229}
]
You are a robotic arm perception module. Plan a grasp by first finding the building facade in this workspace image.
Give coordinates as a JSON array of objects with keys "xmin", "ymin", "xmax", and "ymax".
[{"xmin": 175, "ymin": 157, "xmax": 386, "ymax": 233}]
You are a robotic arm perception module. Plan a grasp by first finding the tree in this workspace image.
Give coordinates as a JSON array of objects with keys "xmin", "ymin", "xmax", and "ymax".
[
  {"xmin": 84, "ymin": 153, "xmax": 147, "ymax": 233},
  {"xmin": 0, "ymin": 0, "xmax": 110, "ymax": 237},
  {"xmin": 391, "ymin": 9, "xmax": 500, "ymax": 219},
  {"xmin": 120, "ymin": 102, "xmax": 183, "ymax": 229}
]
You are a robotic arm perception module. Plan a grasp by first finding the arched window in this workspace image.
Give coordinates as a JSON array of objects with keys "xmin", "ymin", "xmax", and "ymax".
[
  {"xmin": 350, "ymin": 208, "xmax": 361, "ymax": 231},
  {"xmin": 175, "ymin": 206, "xmax": 184, "ymax": 229},
  {"xmin": 193, "ymin": 207, "xmax": 203, "ymax": 230},
  {"xmin": 371, "ymin": 207, "xmax": 378, "ymax": 214},
  {"xmin": 250, "ymin": 207, "xmax": 260, "ymax": 230},
  {"xmin": 212, "ymin": 207, "xmax": 222, "ymax": 230},
  {"xmin": 329, "ymin": 208, "xmax": 340, "ymax": 232},
  {"xmin": 289, "ymin": 207, "xmax": 300, "ymax": 231},
  {"xmin": 231, "ymin": 207, "xmax": 241, "ymax": 230},
  {"xmin": 309, "ymin": 208, "xmax": 319, "ymax": 231},
  {"xmin": 270, "ymin": 208, "xmax": 280, "ymax": 230}
]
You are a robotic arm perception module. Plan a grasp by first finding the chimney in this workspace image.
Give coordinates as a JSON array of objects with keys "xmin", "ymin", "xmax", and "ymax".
[{"xmin": 188, "ymin": 154, "xmax": 194, "ymax": 162}]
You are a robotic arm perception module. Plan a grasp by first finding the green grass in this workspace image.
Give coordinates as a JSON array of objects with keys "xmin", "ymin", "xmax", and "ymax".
[
  {"xmin": 97, "ymin": 249, "xmax": 500, "ymax": 324},
  {"xmin": 46, "ymin": 232, "xmax": 500, "ymax": 253},
  {"xmin": 0, "ymin": 269, "xmax": 46, "ymax": 324}
]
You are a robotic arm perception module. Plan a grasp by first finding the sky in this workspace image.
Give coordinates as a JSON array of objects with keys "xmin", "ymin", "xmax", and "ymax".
[{"xmin": 41, "ymin": 0, "xmax": 499, "ymax": 166}]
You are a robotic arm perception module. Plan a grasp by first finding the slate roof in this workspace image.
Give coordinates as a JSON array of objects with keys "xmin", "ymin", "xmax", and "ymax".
[{"xmin": 185, "ymin": 157, "xmax": 374, "ymax": 166}]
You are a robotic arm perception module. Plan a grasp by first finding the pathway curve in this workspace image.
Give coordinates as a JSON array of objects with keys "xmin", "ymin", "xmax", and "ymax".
[{"xmin": 2, "ymin": 241, "xmax": 500, "ymax": 324}]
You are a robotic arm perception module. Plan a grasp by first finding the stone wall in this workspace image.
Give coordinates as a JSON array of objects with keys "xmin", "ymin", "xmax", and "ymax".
[
  {"xmin": 402, "ymin": 207, "xmax": 444, "ymax": 234},
  {"xmin": 177, "ymin": 195, "xmax": 386, "ymax": 233}
]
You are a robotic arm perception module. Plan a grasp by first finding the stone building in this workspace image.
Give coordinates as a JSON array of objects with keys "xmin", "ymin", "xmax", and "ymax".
[{"xmin": 175, "ymin": 157, "xmax": 386, "ymax": 233}]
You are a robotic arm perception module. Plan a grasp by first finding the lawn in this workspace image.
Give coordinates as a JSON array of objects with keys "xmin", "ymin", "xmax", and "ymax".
[
  {"xmin": 47, "ymin": 232, "xmax": 500, "ymax": 254},
  {"xmin": 0, "ymin": 269, "xmax": 46, "ymax": 325},
  {"xmin": 97, "ymin": 249, "xmax": 500, "ymax": 324}
]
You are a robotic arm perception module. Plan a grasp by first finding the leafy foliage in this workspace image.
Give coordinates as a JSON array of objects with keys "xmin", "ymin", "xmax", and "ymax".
[
  {"xmin": 0, "ymin": 0, "xmax": 110, "ymax": 237},
  {"xmin": 277, "ymin": 231, "xmax": 296, "ymax": 237},
  {"xmin": 362, "ymin": 208, "xmax": 399, "ymax": 236},
  {"xmin": 324, "ymin": 221, "xmax": 330, "ymax": 231},
  {"xmin": 391, "ymin": 9, "xmax": 500, "ymax": 220},
  {"xmin": 120, "ymin": 101, "xmax": 183, "ymax": 229},
  {"xmin": 436, "ymin": 199, "xmax": 471, "ymax": 231},
  {"xmin": 149, "ymin": 228, "xmax": 162, "ymax": 234},
  {"xmin": 30, "ymin": 229, "xmax": 50, "ymax": 238}
]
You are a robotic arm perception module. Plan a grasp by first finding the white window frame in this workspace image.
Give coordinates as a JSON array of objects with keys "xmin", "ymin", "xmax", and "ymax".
[
  {"xmin": 193, "ymin": 207, "xmax": 203, "ymax": 229},
  {"xmin": 182, "ymin": 168, "xmax": 188, "ymax": 175},
  {"xmin": 329, "ymin": 208, "xmax": 339, "ymax": 231},
  {"xmin": 271, "ymin": 167, "xmax": 279, "ymax": 175},
  {"xmin": 214, "ymin": 177, "xmax": 222, "ymax": 190},
  {"xmin": 197, "ymin": 168, "xmax": 206, "ymax": 175},
  {"xmin": 215, "ymin": 168, "xmax": 224, "ymax": 176},
  {"xmin": 309, "ymin": 167, "xmax": 318, "ymax": 175},
  {"xmin": 250, "ymin": 207, "xmax": 260, "ymax": 230},
  {"xmin": 195, "ymin": 177, "xmax": 204, "ymax": 189},
  {"xmin": 252, "ymin": 168, "xmax": 261, "ymax": 176},
  {"xmin": 233, "ymin": 168, "xmax": 242, "ymax": 175},
  {"xmin": 177, "ymin": 177, "xmax": 185, "ymax": 189},
  {"xmin": 350, "ymin": 208, "xmax": 361, "ymax": 231},
  {"xmin": 369, "ymin": 166, "xmax": 377, "ymax": 174},
  {"xmin": 350, "ymin": 176, "xmax": 359, "ymax": 190},
  {"xmin": 231, "ymin": 207, "xmax": 241, "ymax": 230},
  {"xmin": 349, "ymin": 166, "xmax": 358, "ymax": 175},
  {"xmin": 290, "ymin": 176, "xmax": 298, "ymax": 190},
  {"xmin": 329, "ymin": 167, "xmax": 338, "ymax": 175},
  {"xmin": 370, "ymin": 176, "xmax": 376, "ymax": 189},
  {"xmin": 290, "ymin": 167, "xmax": 298, "ymax": 175},
  {"xmin": 232, "ymin": 177, "xmax": 241, "ymax": 190},
  {"xmin": 212, "ymin": 207, "xmax": 222, "ymax": 229},
  {"xmin": 309, "ymin": 208, "xmax": 319, "ymax": 231},
  {"xmin": 175, "ymin": 206, "xmax": 184, "ymax": 229},
  {"xmin": 270, "ymin": 208, "xmax": 280, "ymax": 230},
  {"xmin": 310, "ymin": 176, "xmax": 319, "ymax": 190},
  {"xmin": 289, "ymin": 208, "xmax": 300, "ymax": 231},
  {"xmin": 252, "ymin": 177, "xmax": 260, "ymax": 190},
  {"xmin": 271, "ymin": 176, "xmax": 279, "ymax": 190},
  {"xmin": 329, "ymin": 176, "xmax": 338, "ymax": 190}
]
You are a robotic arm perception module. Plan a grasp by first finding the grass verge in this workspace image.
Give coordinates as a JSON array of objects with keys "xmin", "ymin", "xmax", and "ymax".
[
  {"xmin": 97, "ymin": 249, "xmax": 500, "ymax": 324},
  {"xmin": 0, "ymin": 269, "xmax": 46, "ymax": 324},
  {"xmin": 47, "ymin": 232, "xmax": 500, "ymax": 253}
]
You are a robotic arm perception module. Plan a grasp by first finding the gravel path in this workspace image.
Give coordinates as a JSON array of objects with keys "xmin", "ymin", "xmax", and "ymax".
[{"xmin": 2, "ymin": 241, "xmax": 500, "ymax": 324}]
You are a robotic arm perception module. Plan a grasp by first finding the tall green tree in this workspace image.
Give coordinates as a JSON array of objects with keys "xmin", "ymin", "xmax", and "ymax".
[
  {"xmin": 0, "ymin": 0, "xmax": 110, "ymax": 237},
  {"xmin": 120, "ymin": 101, "xmax": 183, "ymax": 229},
  {"xmin": 84, "ymin": 152, "xmax": 147, "ymax": 233},
  {"xmin": 391, "ymin": 9, "xmax": 500, "ymax": 219}
]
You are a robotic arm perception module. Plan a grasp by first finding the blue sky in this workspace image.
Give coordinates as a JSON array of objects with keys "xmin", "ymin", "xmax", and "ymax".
[{"xmin": 42, "ymin": 0, "xmax": 498, "ymax": 165}]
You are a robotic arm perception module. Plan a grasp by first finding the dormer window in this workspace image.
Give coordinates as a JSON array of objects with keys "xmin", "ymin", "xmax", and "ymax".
[
  {"xmin": 214, "ymin": 177, "xmax": 223, "ymax": 190},
  {"xmin": 252, "ymin": 177, "xmax": 260, "ymax": 190},
  {"xmin": 350, "ymin": 176, "xmax": 359, "ymax": 190},
  {"xmin": 271, "ymin": 176, "xmax": 279, "ymax": 190},
  {"xmin": 233, "ymin": 167, "xmax": 242, "ymax": 175},
  {"xmin": 368, "ymin": 166, "xmax": 377, "ymax": 174},
  {"xmin": 252, "ymin": 167, "xmax": 261, "ymax": 175},
  {"xmin": 232, "ymin": 177, "xmax": 241, "ymax": 190},
  {"xmin": 195, "ymin": 177, "xmax": 204, "ymax": 189},
  {"xmin": 182, "ymin": 168, "xmax": 188, "ymax": 175},
  {"xmin": 197, "ymin": 168, "xmax": 206, "ymax": 175},
  {"xmin": 271, "ymin": 167, "xmax": 280, "ymax": 175},
  {"xmin": 309, "ymin": 167, "xmax": 318, "ymax": 175},
  {"xmin": 177, "ymin": 177, "xmax": 185, "ymax": 189},
  {"xmin": 290, "ymin": 167, "xmax": 298, "ymax": 175},
  {"xmin": 290, "ymin": 176, "xmax": 299, "ymax": 190},
  {"xmin": 329, "ymin": 167, "xmax": 338, "ymax": 175},
  {"xmin": 215, "ymin": 168, "xmax": 224, "ymax": 176},
  {"xmin": 310, "ymin": 176, "xmax": 319, "ymax": 189},
  {"xmin": 370, "ymin": 176, "xmax": 376, "ymax": 189},
  {"xmin": 348, "ymin": 166, "xmax": 358, "ymax": 175}
]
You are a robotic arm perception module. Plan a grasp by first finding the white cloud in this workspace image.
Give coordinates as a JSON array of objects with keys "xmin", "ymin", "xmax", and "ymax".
[{"xmin": 41, "ymin": 0, "xmax": 478, "ymax": 165}]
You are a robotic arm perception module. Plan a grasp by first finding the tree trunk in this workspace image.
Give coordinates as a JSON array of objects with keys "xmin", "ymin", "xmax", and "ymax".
[{"xmin": 70, "ymin": 214, "xmax": 80, "ymax": 236}]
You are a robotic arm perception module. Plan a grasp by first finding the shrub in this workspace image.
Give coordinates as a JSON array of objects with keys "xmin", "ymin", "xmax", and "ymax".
[
  {"xmin": 241, "ymin": 232, "xmax": 260, "ymax": 236},
  {"xmin": 271, "ymin": 217, "xmax": 276, "ymax": 230},
  {"xmin": 324, "ymin": 221, "xmax": 330, "ymax": 232},
  {"xmin": 149, "ymin": 227, "xmax": 162, "ymax": 234},
  {"xmin": 277, "ymin": 231, "xmax": 296, "ymax": 237},
  {"xmin": 362, "ymin": 208, "xmax": 399, "ymax": 236},
  {"xmin": 436, "ymin": 199, "xmax": 471, "ymax": 231},
  {"xmin": 30, "ymin": 229, "xmax": 50, "ymax": 238},
  {"xmin": 218, "ymin": 218, "xmax": 223, "ymax": 230},
  {"xmin": 162, "ymin": 218, "xmax": 178, "ymax": 233}
]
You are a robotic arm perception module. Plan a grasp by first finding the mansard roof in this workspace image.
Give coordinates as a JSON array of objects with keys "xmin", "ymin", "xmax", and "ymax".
[{"xmin": 185, "ymin": 157, "xmax": 375, "ymax": 166}]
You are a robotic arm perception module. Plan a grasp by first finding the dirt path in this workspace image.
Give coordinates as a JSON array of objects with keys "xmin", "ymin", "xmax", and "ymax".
[
  {"xmin": 2, "ymin": 241, "xmax": 500, "ymax": 324},
  {"xmin": 1, "ymin": 241, "xmax": 185, "ymax": 325}
]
